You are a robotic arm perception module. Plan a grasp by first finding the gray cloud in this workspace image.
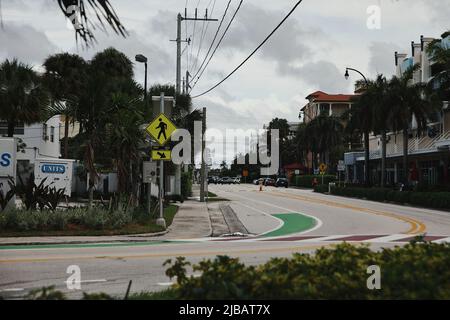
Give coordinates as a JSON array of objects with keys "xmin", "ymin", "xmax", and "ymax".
[
  {"xmin": 71, "ymin": 30, "xmax": 173, "ymax": 85},
  {"xmin": 0, "ymin": 23, "xmax": 57, "ymax": 65},
  {"xmin": 290, "ymin": 60, "xmax": 350, "ymax": 93},
  {"xmin": 368, "ymin": 41, "xmax": 401, "ymax": 77}
]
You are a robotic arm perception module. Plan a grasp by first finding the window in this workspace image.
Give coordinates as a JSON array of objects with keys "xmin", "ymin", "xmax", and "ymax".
[
  {"xmin": 0, "ymin": 120, "xmax": 25, "ymax": 135},
  {"xmin": 42, "ymin": 123, "xmax": 48, "ymax": 141},
  {"xmin": 50, "ymin": 126, "xmax": 55, "ymax": 142}
]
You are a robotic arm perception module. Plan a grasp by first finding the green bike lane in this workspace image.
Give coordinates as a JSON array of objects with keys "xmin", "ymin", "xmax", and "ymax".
[{"xmin": 0, "ymin": 212, "xmax": 317, "ymax": 251}]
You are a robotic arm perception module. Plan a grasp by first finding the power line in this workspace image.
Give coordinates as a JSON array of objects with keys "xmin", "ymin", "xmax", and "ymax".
[
  {"xmin": 190, "ymin": 0, "xmax": 243, "ymax": 93},
  {"xmin": 192, "ymin": 0, "xmax": 304, "ymax": 99},
  {"xmin": 191, "ymin": 0, "xmax": 217, "ymax": 74},
  {"xmin": 188, "ymin": 0, "xmax": 202, "ymax": 72},
  {"xmin": 190, "ymin": 0, "xmax": 232, "ymax": 81}
]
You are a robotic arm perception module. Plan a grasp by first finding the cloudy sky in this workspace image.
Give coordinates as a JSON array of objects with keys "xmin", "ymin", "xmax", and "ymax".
[{"xmin": 1, "ymin": 0, "xmax": 449, "ymax": 165}]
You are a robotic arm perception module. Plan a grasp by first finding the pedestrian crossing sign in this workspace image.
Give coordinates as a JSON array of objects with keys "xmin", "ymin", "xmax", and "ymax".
[
  {"xmin": 151, "ymin": 149, "xmax": 172, "ymax": 161},
  {"xmin": 146, "ymin": 113, "xmax": 177, "ymax": 146}
]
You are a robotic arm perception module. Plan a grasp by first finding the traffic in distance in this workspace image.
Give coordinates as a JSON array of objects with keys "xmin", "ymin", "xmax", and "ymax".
[{"xmin": 208, "ymin": 176, "xmax": 289, "ymax": 188}]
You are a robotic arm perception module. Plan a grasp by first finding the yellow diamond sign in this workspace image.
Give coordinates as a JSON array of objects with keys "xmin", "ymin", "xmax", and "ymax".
[
  {"xmin": 152, "ymin": 150, "xmax": 172, "ymax": 161},
  {"xmin": 146, "ymin": 113, "xmax": 177, "ymax": 146}
]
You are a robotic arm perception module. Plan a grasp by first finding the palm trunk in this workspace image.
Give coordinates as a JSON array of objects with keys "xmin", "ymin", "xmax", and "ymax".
[
  {"xmin": 403, "ymin": 127, "xmax": 409, "ymax": 184},
  {"xmin": 364, "ymin": 129, "xmax": 370, "ymax": 187},
  {"xmin": 7, "ymin": 121, "xmax": 15, "ymax": 137},
  {"xmin": 64, "ymin": 116, "xmax": 69, "ymax": 159},
  {"xmin": 381, "ymin": 130, "xmax": 387, "ymax": 188}
]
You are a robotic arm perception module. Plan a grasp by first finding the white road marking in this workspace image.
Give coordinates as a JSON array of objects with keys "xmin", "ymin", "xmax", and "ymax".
[
  {"xmin": 368, "ymin": 234, "xmax": 414, "ymax": 243},
  {"xmin": 432, "ymin": 237, "xmax": 450, "ymax": 244},
  {"xmin": 64, "ymin": 279, "xmax": 107, "ymax": 284},
  {"xmin": 224, "ymin": 190, "xmax": 323, "ymax": 235},
  {"xmin": 0, "ymin": 288, "xmax": 24, "ymax": 292}
]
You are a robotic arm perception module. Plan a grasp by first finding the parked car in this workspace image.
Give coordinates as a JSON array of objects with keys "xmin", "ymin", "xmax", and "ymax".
[
  {"xmin": 253, "ymin": 178, "xmax": 264, "ymax": 185},
  {"xmin": 219, "ymin": 177, "xmax": 235, "ymax": 185},
  {"xmin": 275, "ymin": 178, "xmax": 289, "ymax": 188},
  {"xmin": 264, "ymin": 178, "xmax": 276, "ymax": 186},
  {"xmin": 233, "ymin": 177, "xmax": 241, "ymax": 184}
]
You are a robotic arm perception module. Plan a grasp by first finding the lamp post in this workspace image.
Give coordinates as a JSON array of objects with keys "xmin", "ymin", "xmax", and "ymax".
[
  {"xmin": 344, "ymin": 67, "xmax": 368, "ymax": 85},
  {"xmin": 135, "ymin": 54, "xmax": 148, "ymax": 103},
  {"xmin": 136, "ymin": 54, "xmax": 149, "ymax": 214}
]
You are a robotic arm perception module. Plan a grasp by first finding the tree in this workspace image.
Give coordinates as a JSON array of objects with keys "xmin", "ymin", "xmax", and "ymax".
[
  {"xmin": 43, "ymin": 53, "xmax": 88, "ymax": 158},
  {"xmin": 344, "ymin": 89, "xmax": 375, "ymax": 186},
  {"xmin": 76, "ymin": 48, "xmax": 137, "ymax": 208},
  {"xmin": 306, "ymin": 114, "xmax": 344, "ymax": 168},
  {"xmin": 427, "ymin": 31, "xmax": 450, "ymax": 101},
  {"xmin": 0, "ymin": 59, "xmax": 49, "ymax": 137},
  {"xmin": 360, "ymin": 75, "xmax": 390, "ymax": 187},
  {"xmin": 387, "ymin": 64, "xmax": 441, "ymax": 184}
]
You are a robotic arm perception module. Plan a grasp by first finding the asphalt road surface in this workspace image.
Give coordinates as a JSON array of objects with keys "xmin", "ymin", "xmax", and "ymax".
[{"xmin": 1, "ymin": 184, "xmax": 450, "ymax": 299}]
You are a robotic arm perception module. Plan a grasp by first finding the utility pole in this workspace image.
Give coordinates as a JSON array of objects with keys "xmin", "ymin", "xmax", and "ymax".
[
  {"xmin": 200, "ymin": 107, "xmax": 206, "ymax": 202},
  {"xmin": 174, "ymin": 9, "xmax": 217, "ymax": 198},
  {"xmin": 175, "ymin": 9, "xmax": 218, "ymax": 93},
  {"xmin": 186, "ymin": 70, "xmax": 191, "ymax": 94}
]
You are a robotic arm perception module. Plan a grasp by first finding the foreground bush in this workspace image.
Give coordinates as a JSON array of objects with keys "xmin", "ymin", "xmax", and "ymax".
[
  {"xmin": 318, "ymin": 186, "xmax": 450, "ymax": 210},
  {"xmin": 164, "ymin": 242, "xmax": 450, "ymax": 300}
]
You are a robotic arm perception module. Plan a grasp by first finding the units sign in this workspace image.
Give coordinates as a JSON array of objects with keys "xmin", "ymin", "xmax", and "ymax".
[
  {"xmin": 41, "ymin": 164, "xmax": 66, "ymax": 174},
  {"xmin": 0, "ymin": 138, "xmax": 16, "ymax": 178}
]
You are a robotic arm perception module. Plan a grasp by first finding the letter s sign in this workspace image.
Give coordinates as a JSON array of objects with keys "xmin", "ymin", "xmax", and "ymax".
[{"xmin": 0, "ymin": 153, "xmax": 11, "ymax": 167}]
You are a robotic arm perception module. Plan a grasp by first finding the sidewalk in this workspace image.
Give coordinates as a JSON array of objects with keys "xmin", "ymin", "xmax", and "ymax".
[
  {"xmin": 166, "ymin": 200, "xmax": 211, "ymax": 239},
  {"xmin": 0, "ymin": 200, "xmax": 210, "ymax": 246}
]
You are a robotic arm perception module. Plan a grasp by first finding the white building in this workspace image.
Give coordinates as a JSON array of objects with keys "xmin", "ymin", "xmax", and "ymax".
[
  {"xmin": 0, "ymin": 116, "xmax": 61, "ymax": 180},
  {"xmin": 346, "ymin": 34, "xmax": 450, "ymax": 185}
]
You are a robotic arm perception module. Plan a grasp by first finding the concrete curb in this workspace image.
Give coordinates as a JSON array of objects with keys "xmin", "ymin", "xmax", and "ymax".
[{"xmin": 0, "ymin": 230, "xmax": 169, "ymax": 247}]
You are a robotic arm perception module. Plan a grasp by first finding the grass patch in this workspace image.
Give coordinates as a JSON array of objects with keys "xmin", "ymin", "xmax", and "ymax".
[
  {"xmin": 128, "ymin": 289, "xmax": 178, "ymax": 300},
  {"xmin": 206, "ymin": 197, "xmax": 229, "ymax": 203},
  {"xmin": 207, "ymin": 191, "xmax": 218, "ymax": 198},
  {"xmin": 0, "ymin": 205, "xmax": 178, "ymax": 237}
]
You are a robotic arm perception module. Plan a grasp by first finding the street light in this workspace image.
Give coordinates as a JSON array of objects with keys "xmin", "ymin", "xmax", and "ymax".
[
  {"xmin": 344, "ymin": 67, "xmax": 368, "ymax": 85},
  {"xmin": 135, "ymin": 54, "xmax": 148, "ymax": 103},
  {"xmin": 136, "ymin": 54, "xmax": 150, "ymax": 216}
]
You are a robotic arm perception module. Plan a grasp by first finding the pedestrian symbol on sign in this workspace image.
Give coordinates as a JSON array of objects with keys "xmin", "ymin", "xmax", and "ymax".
[{"xmin": 156, "ymin": 118, "xmax": 168, "ymax": 141}]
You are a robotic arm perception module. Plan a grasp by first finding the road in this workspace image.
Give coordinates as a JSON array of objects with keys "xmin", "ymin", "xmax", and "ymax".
[{"xmin": 1, "ymin": 184, "xmax": 450, "ymax": 299}]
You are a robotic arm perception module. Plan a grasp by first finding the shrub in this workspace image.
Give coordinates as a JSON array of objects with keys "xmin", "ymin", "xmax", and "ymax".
[
  {"xmin": 181, "ymin": 171, "xmax": 193, "ymax": 200},
  {"xmin": 328, "ymin": 187, "xmax": 450, "ymax": 210},
  {"xmin": 313, "ymin": 184, "xmax": 329, "ymax": 193},
  {"xmin": 163, "ymin": 242, "xmax": 450, "ymax": 299},
  {"xmin": 294, "ymin": 175, "xmax": 336, "ymax": 188},
  {"xmin": 0, "ymin": 207, "xmax": 134, "ymax": 231}
]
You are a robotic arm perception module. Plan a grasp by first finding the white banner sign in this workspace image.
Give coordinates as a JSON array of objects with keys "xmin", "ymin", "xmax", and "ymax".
[{"xmin": 0, "ymin": 138, "xmax": 16, "ymax": 178}]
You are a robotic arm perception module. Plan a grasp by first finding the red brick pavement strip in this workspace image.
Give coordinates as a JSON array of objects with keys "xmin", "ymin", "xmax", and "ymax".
[{"xmin": 324, "ymin": 235, "xmax": 388, "ymax": 241}]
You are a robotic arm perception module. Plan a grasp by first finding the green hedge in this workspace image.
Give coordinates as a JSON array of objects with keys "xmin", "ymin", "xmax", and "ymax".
[
  {"xmin": 294, "ymin": 175, "xmax": 336, "ymax": 188},
  {"xmin": 0, "ymin": 207, "xmax": 135, "ymax": 231},
  {"xmin": 321, "ymin": 186, "xmax": 450, "ymax": 210},
  {"xmin": 162, "ymin": 242, "xmax": 450, "ymax": 299}
]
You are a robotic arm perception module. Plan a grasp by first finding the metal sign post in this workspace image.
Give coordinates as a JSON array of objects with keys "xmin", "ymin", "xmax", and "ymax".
[{"xmin": 157, "ymin": 92, "xmax": 167, "ymax": 228}]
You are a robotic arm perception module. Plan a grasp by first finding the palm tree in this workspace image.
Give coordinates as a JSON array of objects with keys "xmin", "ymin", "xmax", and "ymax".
[
  {"xmin": 306, "ymin": 114, "xmax": 344, "ymax": 169},
  {"xmin": 427, "ymin": 31, "xmax": 450, "ymax": 101},
  {"xmin": 76, "ymin": 48, "xmax": 136, "ymax": 208},
  {"xmin": 0, "ymin": 59, "xmax": 49, "ymax": 137},
  {"xmin": 360, "ymin": 75, "xmax": 390, "ymax": 187},
  {"xmin": 387, "ymin": 64, "xmax": 441, "ymax": 184},
  {"xmin": 345, "ymin": 89, "xmax": 375, "ymax": 186},
  {"xmin": 43, "ymin": 53, "xmax": 88, "ymax": 158}
]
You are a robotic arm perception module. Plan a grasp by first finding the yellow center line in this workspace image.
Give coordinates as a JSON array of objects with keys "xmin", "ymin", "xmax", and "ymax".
[
  {"xmin": 265, "ymin": 190, "xmax": 426, "ymax": 235},
  {"xmin": 0, "ymin": 244, "xmax": 331, "ymax": 264}
]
